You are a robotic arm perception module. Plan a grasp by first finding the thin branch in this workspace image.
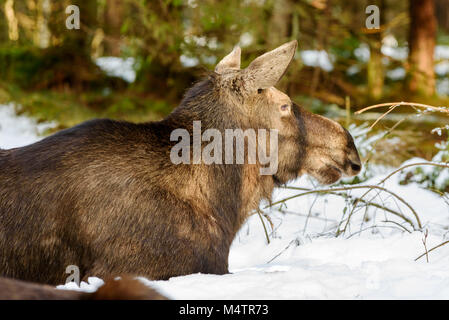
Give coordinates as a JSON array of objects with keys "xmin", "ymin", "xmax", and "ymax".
[
  {"xmin": 422, "ymin": 229, "xmax": 429, "ymax": 263},
  {"xmin": 278, "ymin": 209, "xmax": 338, "ymax": 222},
  {"xmin": 368, "ymin": 103, "xmax": 400, "ymax": 130},
  {"xmin": 346, "ymin": 225, "xmax": 402, "ymax": 239},
  {"xmin": 378, "ymin": 162, "xmax": 449, "ymax": 185},
  {"xmin": 267, "ymin": 239, "xmax": 298, "ymax": 264},
  {"xmin": 269, "ymin": 185, "xmax": 421, "ymax": 229},
  {"xmin": 415, "ymin": 240, "xmax": 449, "ymax": 261},
  {"xmin": 341, "ymin": 162, "xmax": 449, "ymax": 234},
  {"xmin": 382, "ymin": 220, "xmax": 412, "ymax": 233},
  {"xmin": 281, "ymin": 186, "xmax": 416, "ymax": 228},
  {"xmin": 356, "ymin": 102, "xmax": 449, "ymax": 115},
  {"xmin": 341, "ymin": 163, "xmax": 449, "ymax": 232},
  {"xmin": 257, "ymin": 210, "xmax": 271, "ymax": 244}
]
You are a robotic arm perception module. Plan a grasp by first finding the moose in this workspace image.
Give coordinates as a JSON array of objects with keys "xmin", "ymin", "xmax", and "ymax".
[
  {"xmin": 0, "ymin": 276, "xmax": 167, "ymax": 300},
  {"xmin": 0, "ymin": 40, "xmax": 361, "ymax": 285}
]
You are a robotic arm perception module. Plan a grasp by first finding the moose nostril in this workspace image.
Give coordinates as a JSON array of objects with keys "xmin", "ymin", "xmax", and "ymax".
[{"xmin": 351, "ymin": 163, "xmax": 361, "ymax": 172}]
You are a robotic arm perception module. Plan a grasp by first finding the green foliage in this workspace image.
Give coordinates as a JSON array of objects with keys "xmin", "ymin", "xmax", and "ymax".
[
  {"xmin": 0, "ymin": 45, "xmax": 109, "ymax": 90},
  {"xmin": 0, "ymin": 82, "xmax": 172, "ymax": 129},
  {"xmin": 0, "ymin": 46, "xmax": 45, "ymax": 88}
]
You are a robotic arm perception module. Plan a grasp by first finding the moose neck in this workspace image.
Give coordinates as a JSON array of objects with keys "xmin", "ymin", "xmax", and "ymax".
[{"xmin": 154, "ymin": 78, "xmax": 274, "ymax": 242}]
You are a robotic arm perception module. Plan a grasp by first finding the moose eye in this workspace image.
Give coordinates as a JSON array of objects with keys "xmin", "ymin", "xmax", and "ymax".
[
  {"xmin": 280, "ymin": 104, "xmax": 289, "ymax": 111},
  {"xmin": 257, "ymin": 88, "xmax": 263, "ymax": 94}
]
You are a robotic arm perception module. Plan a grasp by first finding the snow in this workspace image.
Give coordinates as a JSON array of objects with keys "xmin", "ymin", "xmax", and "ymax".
[
  {"xmin": 437, "ymin": 79, "xmax": 449, "ymax": 97},
  {"xmin": 300, "ymin": 50, "xmax": 334, "ymax": 72},
  {"xmin": 353, "ymin": 42, "xmax": 409, "ymax": 62},
  {"xmin": 145, "ymin": 172, "xmax": 449, "ymax": 299},
  {"xmin": 435, "ymin": 45, "xmax": 449, "ymax": 60},
  {"xmin": 93, "ymin": 43, "xmax": 449, "ymax": 87},
  {"xmin": 180, "ymin": 54, "xmax": 200, "ymax": 68},
  {"xmin": 381, "ymin": 45, "xmax": 408, "ymax": 61},
  {"xmin": 346, "ymin": 65, "xmax": 360, "ymax": 76},
  {"xmin": 0, "ymin": 104, "xmax": 55, "ymax": 148},
  {"xmin": 238, "ymin": 32, "xmax": 254, "ymax": 48},
  {"xmin": 354, "ymin": 44, "xmax": 370, "ymax": 63},
  {"xmin": 139, "ymin": 233, "xmax": 449, "ymax": 299},
  {"xmin": 180, "ymin": 46, "xmax": 336, "ymax": 71},
  {"xmin": 435, "ymin": 61, "xmax": 449, "ymax": 76},
  {"xmin": 95, "ymin": 57, "xmax": 136, "ymax": 83},
  {"xmin": 386, "ymin": 67, "xmax": 406, "ymax": 80},
  {"xmin": 57, "ymin": 277, "xmax": 104, "ymax": 293},
  {"xmin": 351, "ymin": 43, "xmax": 449, "ymax": 87},
  {"xmin": 1, "ymin": 105, "xmax": 449, "ymax": 299}
]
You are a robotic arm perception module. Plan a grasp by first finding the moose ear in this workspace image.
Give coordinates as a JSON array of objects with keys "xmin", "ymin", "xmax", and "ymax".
[
  {"xmin": 215, "ymin": 46, "xmax": 241, "ymax": 73},
  {"xmin": 242, "ymin": 40, "xmax": 297, "ymax": 90}
]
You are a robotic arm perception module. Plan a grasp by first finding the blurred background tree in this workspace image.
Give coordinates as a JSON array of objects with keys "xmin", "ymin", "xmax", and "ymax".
[{"xmin": 0, "ymin": 0, "xmax": 448, "ymax": 163}]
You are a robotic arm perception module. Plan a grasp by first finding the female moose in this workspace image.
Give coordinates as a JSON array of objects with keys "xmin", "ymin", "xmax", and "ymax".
[{"xmin": 0, "ymin": 41, "xmax": 361, "ymax": 284}]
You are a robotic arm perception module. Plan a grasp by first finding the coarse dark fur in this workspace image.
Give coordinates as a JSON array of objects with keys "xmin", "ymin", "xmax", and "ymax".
[{"xmin": 0, "ymin": 41, "xmax": 361, "ymax": 285}]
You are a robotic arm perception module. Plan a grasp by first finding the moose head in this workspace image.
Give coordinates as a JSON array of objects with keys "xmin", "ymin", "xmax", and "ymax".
[{"xmin": 176, "ymin": 40, "xmax": 361, "ymax": 185}]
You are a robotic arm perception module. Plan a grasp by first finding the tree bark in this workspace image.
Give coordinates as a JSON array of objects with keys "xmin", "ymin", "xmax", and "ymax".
[
  {"xmin": 268, "ymin": 0, "xmax": 292, "ymax": 47},
  {"xmin": 4, "ymin": 0, "xmax": 19, "ymax": 41},
  {"xmin": 104, "ymin": 0, "xmax": 123, "ymax": 56},
  {"xmin": 367, "ymin": 0, "xmax": 385, "ymax": 100},
  {"xmin": 35, "ymin": 0, "xmax": 51, "ymax": 48},
  {"xmin": 408, "ymin": 0, "xmax": 436, "ymax": 96},
  {"xmin": 435, "ymin": 0, "xmax": 449, "ymax": 33}
]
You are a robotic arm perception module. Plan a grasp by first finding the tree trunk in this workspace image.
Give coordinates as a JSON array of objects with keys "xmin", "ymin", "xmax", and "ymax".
[
  {"xmin": 408, "ymin": 0, "xmax": 436, "ymax": 96},
  {"xmin": 35, "ymin": 0, "xmax": 51, "ymax": 48},
  {"xmin": 4, "ymin": 0, "xmax": 19, "ymax": 41},
  {"xmin": 104, "ymin": 0, "xmax": 123, "ymax": 56},
  {"xmin": 267, "ymin": 0, "xmax": 292, "ymax": 47},
  {"xmin": 367, "ymin": 0, "xmax": 385, "ymax": 100},
  {"xmin": 435, "ymin": 0, "xmax": 449, "ymax": 33}
]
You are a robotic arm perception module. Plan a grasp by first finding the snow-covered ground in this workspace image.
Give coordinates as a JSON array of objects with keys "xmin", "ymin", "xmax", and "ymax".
[
  {"xmin": 0, "ymin": 104, "xmax": 55, "ymax": 149},
  {"xmin": 143, "ymin": 172, "xmax": 449, "ymax": 299},
  {"xmin": 1, "ymin": 104, "xmax": 448, "ymax": 299}
]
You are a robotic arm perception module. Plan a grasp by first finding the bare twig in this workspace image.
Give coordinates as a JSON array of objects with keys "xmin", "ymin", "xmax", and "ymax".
[
  {"xmin": 257, "ymin": 210, "xmax": 271, "ymax": 245},
  {"xmin": 340, "ymin": 162, "xmax": 448, "ymax": 235},
  {"xmin": 422, "ymin": 229, "xmax": 429, "ymax": 263},
  {"xmin": 378, "ymin": 162, "xmax": 449, "ymax": 185},
  {"xmin": 382, "ymin": 220, "xmax": 412, "ymax": 233},
  {"xmin": 368, "ymin": 103, "xmax": 400, "ymax": 130},
  {"xmin": 356, "ymin": 102, "xmax": 449, "ymax": 115},
  {"xmin": 269, "ymin": 184, "xmax": 421, "ymax": 230},
  {"xmin": 346, "ymin": 225, "xmax": 403, "ymax": 239},
  {"xmin": 415, "ymin": 240, "xmax": 449, "ymax": 262},
  {"xmin": 303, "ymin": 193, "xmax": 319, "ymax": 235},
  {"xmin": 280, "ymin": 186, "xmax": 416, "ymax": 228},
  {"xmin": 267, "ymin": 239, "xmax": 299, "ymax": 264},
  {"xmin": 342, "ymin": 162, "xmax": 449, "ymax": 232},
  {"xmin": 278, "ymin": 208, "xmax": 338, "ymax": 222}
]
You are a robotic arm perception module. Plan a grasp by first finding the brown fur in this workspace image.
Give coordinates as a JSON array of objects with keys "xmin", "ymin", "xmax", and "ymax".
[
  {"xmin": 0, "ymin": 276, "xmax": 167, "ymax": 300},
  {"xmin": 0, "ymin": 41, "xmax": 360, "ymax": 285}
]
